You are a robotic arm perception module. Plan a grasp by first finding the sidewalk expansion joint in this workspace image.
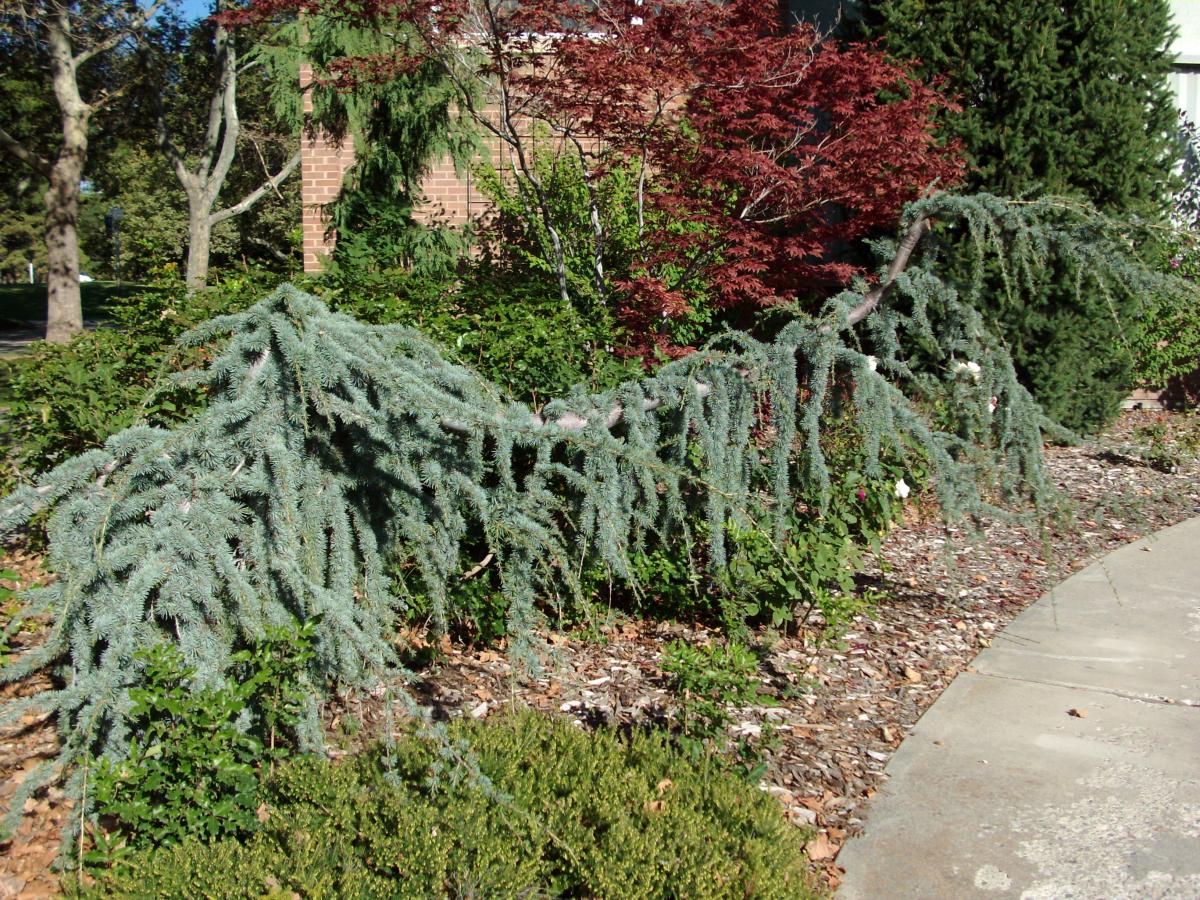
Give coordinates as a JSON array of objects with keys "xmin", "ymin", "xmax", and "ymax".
[{"xmin": 970, "ymin": 669, "xmax": 1200, "ymax": 709}]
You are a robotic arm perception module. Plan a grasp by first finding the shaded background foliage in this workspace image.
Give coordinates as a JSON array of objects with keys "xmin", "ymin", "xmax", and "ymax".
[{"xmin": 857, "ymin": 0, "xmax": 1182, "ymax": 431}]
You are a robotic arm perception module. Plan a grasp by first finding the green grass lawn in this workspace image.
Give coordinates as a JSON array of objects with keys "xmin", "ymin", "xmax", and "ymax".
[{"xmin": 0, "ymin": 281, "xmax": 146, "ymax": 326}]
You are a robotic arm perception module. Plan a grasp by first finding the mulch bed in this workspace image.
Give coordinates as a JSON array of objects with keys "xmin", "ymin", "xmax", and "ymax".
[{"xmin": 2, "ymin": 410, "xmax": 1198, "ymax": 897}]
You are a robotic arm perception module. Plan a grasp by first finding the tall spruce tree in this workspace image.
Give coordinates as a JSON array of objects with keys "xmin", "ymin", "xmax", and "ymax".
[{"xmin": 860, "ymin": 0, "xmax": 1180, "ymax": 431}]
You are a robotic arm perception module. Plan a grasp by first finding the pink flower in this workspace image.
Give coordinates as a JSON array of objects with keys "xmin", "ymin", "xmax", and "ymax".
[
  {"xmin": 856, "ymin": 488, "xmax": 867, "ymax": 501},
  {"xmin": 1170, "ymin": 257, "xmax": 1182, "ymax": 269}
]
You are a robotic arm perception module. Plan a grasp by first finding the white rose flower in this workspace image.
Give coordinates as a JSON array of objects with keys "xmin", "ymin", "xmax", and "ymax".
[
  {"xmin": 866, "ymin": 356, "xmax": 878, "ymax": 372},
  {"xmin": 894, "ymin": 478, "xmax": 911, "ymax": 500}
]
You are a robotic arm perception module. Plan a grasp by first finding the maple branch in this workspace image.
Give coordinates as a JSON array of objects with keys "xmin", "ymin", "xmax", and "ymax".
[
  {"xmin": 73, "ymin": 0, "xmax": 167, "ymax": 67},
  {"xmin": 0, "ymin": 124, "xmax": 51, "ymax": 177},
  {"xmin": 209, "ymin": 150, "xmax": 301, "ymax": 225}
]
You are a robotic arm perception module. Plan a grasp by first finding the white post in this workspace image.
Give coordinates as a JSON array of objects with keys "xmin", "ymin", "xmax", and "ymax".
[{"xmin": 28, "ymin": 262, "xmax": 34, "ymax": 284}]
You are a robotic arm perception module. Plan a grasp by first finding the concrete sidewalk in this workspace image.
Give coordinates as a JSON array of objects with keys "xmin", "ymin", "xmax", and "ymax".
[{"xmin": 836, "ymin": 517, "xmax": 1200, "ymax": 899}]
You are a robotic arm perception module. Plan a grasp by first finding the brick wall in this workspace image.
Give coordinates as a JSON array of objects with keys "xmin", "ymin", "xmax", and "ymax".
[
  {"xmin": 300, "ymin": 63, "xmax": 355, "ymax": 273},
  {"xmin": 413, "ymin": 146, "xmax": 504, "ymax": 229}
]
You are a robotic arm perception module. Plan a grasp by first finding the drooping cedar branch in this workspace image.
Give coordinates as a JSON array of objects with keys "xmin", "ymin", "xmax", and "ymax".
[
  {"xmin": 521, "ymin": 213, "xmax": 932, "ymax": 433},
  {"xmin": 846, "ymin": 217, "xmax": 932, "ymax": 327},
  {"xmin": 6, "ymin": 191, "xmax": 1191, "ymax": 846}
]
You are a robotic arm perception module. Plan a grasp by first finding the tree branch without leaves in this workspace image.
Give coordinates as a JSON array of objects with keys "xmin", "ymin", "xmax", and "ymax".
[
  {"xmin": 0, "ymin": 123, "xmax": 52, "ymax": 177},
  {"xmin": 72, "ymin": 0, "xmax": 167, "ymax": 67},
  {"xmin": 210, "ymin": 151, "xmax": 300, "ymax": 225}
]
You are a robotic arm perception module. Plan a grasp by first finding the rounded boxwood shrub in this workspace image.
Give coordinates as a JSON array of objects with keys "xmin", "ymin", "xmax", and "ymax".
[{"xmin": 82, "ymin": 712, "xmax": 815, "ymax": 899}]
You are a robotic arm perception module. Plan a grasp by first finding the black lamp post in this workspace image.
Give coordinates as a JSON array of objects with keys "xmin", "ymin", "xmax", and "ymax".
[{"xmin": 105, "ymin": 206, "xmax": 124, "ymax": 287}]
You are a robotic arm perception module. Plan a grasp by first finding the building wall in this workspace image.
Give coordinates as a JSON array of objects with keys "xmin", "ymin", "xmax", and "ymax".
[
  {"xmin": 299, "ymin": 63, "xmax": 355, "ymax": 273},
  {"xmin": 1170, "ymin": 0, "xmax": 1200, "ymax": 123}
]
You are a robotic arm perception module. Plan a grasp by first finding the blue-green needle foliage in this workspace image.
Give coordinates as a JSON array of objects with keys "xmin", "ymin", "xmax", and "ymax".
[{"xmin": 3, "ymin": 193, "xmax": 1178, "ymax": 835}]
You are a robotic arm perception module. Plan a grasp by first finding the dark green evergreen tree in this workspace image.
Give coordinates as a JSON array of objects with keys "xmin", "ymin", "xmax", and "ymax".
[{"xmin": 859, "ymin": 0, "xmax": 1181, "ymax": 431}]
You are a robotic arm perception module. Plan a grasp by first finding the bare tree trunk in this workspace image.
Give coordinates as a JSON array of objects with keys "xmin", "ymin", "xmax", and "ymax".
[
  {"xmin": 185, "ymin": 197, "xmax": 214, "ymax": 292},
  {"xmin": 44, "ymin": 155, "xmax": 85, "ymax": 343},
  {"xmin": 160, "ymin": 21, "xmax": 299, "ymax": 294},
  {"xmin": 0, "ymin": 1, "xmax": 164, "ymax": 342},
  {"xmin": 43, "ymin": 15, "xmax": 90, "ymax": 344}
]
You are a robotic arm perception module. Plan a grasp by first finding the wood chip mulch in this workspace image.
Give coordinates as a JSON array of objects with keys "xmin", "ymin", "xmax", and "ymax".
[{"xmin": 2, "ymin": 410, "xmax": 1198, "ymax": 897}]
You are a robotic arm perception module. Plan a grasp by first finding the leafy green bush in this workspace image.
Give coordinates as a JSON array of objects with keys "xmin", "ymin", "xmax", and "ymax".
[
  {"xmin": 88, "ymin": 622, "xmax": 316, "ymax": 857},
  {"xmin": 89, "ymin": 645, "xmax": 265, "ymax": 855},
  {"xmin": 83, "ymin": 712, "xmax": 815, "ymax": 899},
  {"xmin": 314, "ymin": 266, "xmax": 639, "ymax": 405},
  {"xmin": 0, "ymin": 276, "xmax": 267, "ymax": 489},
  {"xmin": 1, "ymin": 328, "xmax": 151, "ymax": 483},
  {"xmin": 1133, "ymin": 235, "xmax": 1200, "ymax": 390},
  {"xmin": 475, "ymin": 144, "xmax": 720, "ymax": 358}
]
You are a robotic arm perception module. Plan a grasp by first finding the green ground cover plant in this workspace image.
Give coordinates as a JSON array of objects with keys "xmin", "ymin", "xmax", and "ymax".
[{"xmin": 81, "ymin": 711, "xmax": 815, "ymax": 899}]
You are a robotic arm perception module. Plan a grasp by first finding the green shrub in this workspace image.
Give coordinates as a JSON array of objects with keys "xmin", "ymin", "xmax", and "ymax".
[
  {"xmin": 87, "ymin": 623, "xmax": 316, "ymax": 857},
  {"xmin": 1133, "ymin": 235, "xmax": 1200, "ymax": 389},
  {"xmin": 661, "ymin": 639, "xmax": 775, "ymax": 779},
  {"xmin": 89, "ymin": 644, "xmax": 265, "ymax": 854},
  {"xmin": 314, "ymin": 267, "xmax": 640, "ymax": 405},
  {"xmin": 0, "ymin": 277, "xmax": 266, "ymax": 490},
  {"xmin": 83, "ymin": 712, "xmax": 815, "ymax": 899},
  {"xmin": 1, "ymin": 328, "xmax": 150, "ymax": 482},
  {"xmin": 724, "ymin": 501, "xmax": 880, "ymax": 635}
]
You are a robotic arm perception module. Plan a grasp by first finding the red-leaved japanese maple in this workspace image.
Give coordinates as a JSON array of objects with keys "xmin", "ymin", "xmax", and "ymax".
[{"xmin": 230, "ymin": 0, "xmax": 963, "ymax": 357}]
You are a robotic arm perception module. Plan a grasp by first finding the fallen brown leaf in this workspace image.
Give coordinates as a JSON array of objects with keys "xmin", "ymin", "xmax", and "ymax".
[{"xmin": 805, "ymin": 832, "xmax": 837, "ymax": 861}]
